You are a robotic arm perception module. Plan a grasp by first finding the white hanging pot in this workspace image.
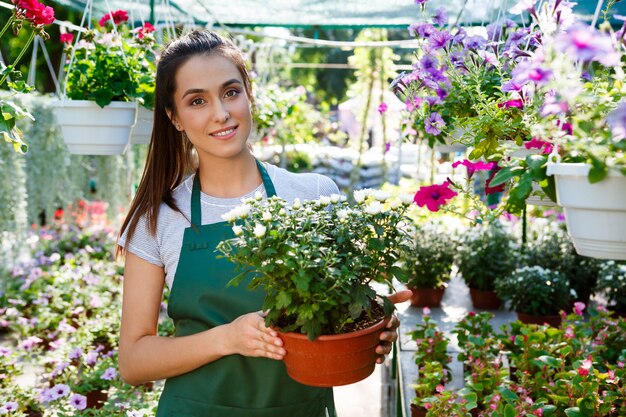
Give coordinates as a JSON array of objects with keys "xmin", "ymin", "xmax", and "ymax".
[
  {"xmin": 130, "ymin": 106, "xmax": 154, "ymax": 145},
  {"xmin": 51, "ymin": 99, "xmax": 137, "ymax": 155},
  {"xmin": 547, "ymin": 162, "xmax": 626, "ymax": 260}
]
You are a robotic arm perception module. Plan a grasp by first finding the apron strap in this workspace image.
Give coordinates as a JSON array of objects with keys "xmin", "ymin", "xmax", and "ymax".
[{"xmin": 191, "ymin": 159, "xmax": 276, "ymax": 227}]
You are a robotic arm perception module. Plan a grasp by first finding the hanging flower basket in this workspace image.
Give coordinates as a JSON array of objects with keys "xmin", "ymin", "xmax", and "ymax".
[
  {"xmin": 52, "ymin": 99, "xmax": 137, "ymax": 155},
  {"xmin": 130, "ymin": 106, "xmax": 154, "ymax": 145},
  {"xmin": 547, "ymin": 162, "xmax": 626, "ymax": 260}
]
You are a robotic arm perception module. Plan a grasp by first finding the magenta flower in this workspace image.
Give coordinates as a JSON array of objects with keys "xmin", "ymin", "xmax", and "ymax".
[
  {"xmin": 498, "ymin": 99, "xmax": 524, "ymax": 109},
  {"xmin": 524, "ymin": 137, "xmax": 553, "ymax": 154},
  {"xmin": 59, "ymin": 33, "xmax": 74, "ymax": 44},
  {"xmin": 452, "ymin": 159, "xmax": 495, "ymax": 178},
  {"xmin": 377, "ymin": 102, "xmax": 388, "ymax": 114},
  {"xmin": 424, "ymin": 112, "xmax": 445, "ymax": 135},
  {"xmin": 413, "ymin": 182, "xmax": 458, "ymax": 212},
  {"xmin": 69, "ymin": 394, "xmax": 87, "ymax": 411},
  {"xmin": 511, "ymin": 62, "xmax": 552, "ymax": 86},
  {"xmin": 554, "ymin": 22, "xmax": 620, "ymax": 66},
  {"xmin": 485, "ymin": 170, "xmax": 505, "ymax": 195}
]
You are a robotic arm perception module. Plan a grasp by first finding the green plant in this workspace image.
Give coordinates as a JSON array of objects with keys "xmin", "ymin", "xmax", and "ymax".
[
  {"xmin": 496, "ymin": 265, "xmax": 571, "ymax": 317},
  {"xmin": 62, "ymin": 10, "xmax": 156, "ymax": 108},
  {"xmin": 411, "ymin": 360, "xmax": 446, "ymax": 408},
  {"xmin": 422, "ymin": 389, "xmax": 477, "ymax": 417},
  {"xmin": 596, "ymin": 261, "xmax": 626, "ymax": 313},
  {"xmin": 217, "ymin": 189, "xmax": 411, "ymax": 340},
  {"xmin": 408, "ymin": 309, "xmax": 450, "ymax": 375},
  {"xmin": 398, "ymin": 221, "xmax": 455, "ymax": 290},
  {"xmin": 456, "ymin": 221, "xmax": 518, "ymax": 291},
  {"xmin": 0, "ymin": 0, "xmax": 55, "ymax": 153}
]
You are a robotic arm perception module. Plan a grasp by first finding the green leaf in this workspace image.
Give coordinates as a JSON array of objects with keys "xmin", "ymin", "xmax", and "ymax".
[
  {"xmin": 536, "ymin": 355, "xmax": 560, "ymax": 368},
  {"xmin": 503, "ymin": 404, "xmax": 516, "ymax": 417},
  {"xmin": 588, "ymin": 158, "xmax": 608, "ymax": 183},
  {"xmin": 577, "ymin": 398, "xmax": 595, "ymax": 416},
  {"xmin": 276, "ymin": 291, "xmax": 291, "ymax": 309},
  {"xmin": 564, "ymin": 407, "xmax": 584, "ymax": 417},
  {"xmin": 490, "ymin": 166, "xmax": 524, "ymax": 187}
]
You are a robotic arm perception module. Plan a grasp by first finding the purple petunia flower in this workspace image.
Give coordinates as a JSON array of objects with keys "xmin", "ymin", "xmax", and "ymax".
[
  {"xmin": 20, "ymin": 336, "xmax": 42, "ymax": 351},
  {"xmin": 69, "ymin": 347, "xmax": 83, "ymax": 360},
  {"xmin": 432, "ymin": 7, "xmax": 448, "ymax": 27},
  {"xmin": 69, "ymin": 394, "xmax": 87, "ymax": 411},
  {"xmin": 101, "ymin": 366, "xmax": 117, "ymax": 381},
  {"xmin": 511, "ymin": 61, "xmax": 552, "ymax": 86},
  {"xmin": 428, "ymin": 30, "xmax": 453, "ymax": 51},
  {"xmin": 501, "ymin": 79, "xmax": 524, "ymax": 92},
  {"xmin": 405, "ymin": 95, "xmax": 423, "ymax": 112},
  {"xmin": 540, "ymin": 93, "xmax": 569, "ymax": 116},
  {"xmin": 607, "ymin": 101, "xmax": 626, "ymax": 141},
  {"xmin": 411, "ymin": 22, "xmax": 435, "ymax": 39},
  {"xmin": 424, "ymin": 112, "xmax": 446, "ymax": 135},
  {"xmin": 0, "ymin": 346, "xmax": 11, "ymax": 357},
  {"xmin": 85, "ymin": 350, "xmax": 99, "ymax": 366},
  {"xmin": 436, "ymin": 87, "xmax": 449, "ymax": 100},
  {"xmin": 464, "ymin": 35, "xmax": 487, "ymax": 51},
  {"xmin": 419, "ymin": 55, "xmax": 438, "ymax": 72},
  {"xmin": 554, "ymin": 22, "xmax": 620, "ymax": 66},
  {"xmin": 1, "ymin": 401, "xmax": 18, "ymax": 412},
  {"xmin": 425, "ymin": 96, "xmax": 442, "ymax": 106},
  {"xmin": 50, "ymin": 384, "xmax": 70, "ymax": 400}
]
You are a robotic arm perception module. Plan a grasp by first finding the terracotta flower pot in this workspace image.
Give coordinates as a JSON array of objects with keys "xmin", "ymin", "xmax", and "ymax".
[
  {"xmin": 279, "ymin": 316, "xmax": 390, "ymax": 387},
  {"xmin": 86, "ymin": 390, "xmax": 108, "ymax": 409},
  {"xmin": 516, "ymin": 312, "xmax": 562, "ymax": 327},
  {"xmin": 469, "ymin": 288, "xmax": 502, "ymax": 310},
  {"xmin": 409, "ymin": 286, "xmax": 446, "ymax": 307},
  {"xmin": 410, "ymin": 403, "xmax": 428, "ymax": 417}
]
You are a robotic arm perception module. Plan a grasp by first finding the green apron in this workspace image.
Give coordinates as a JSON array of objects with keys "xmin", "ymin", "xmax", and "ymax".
[{"xmin": 156, "ymin": 160, "xmax": 335, "ymax": 417}]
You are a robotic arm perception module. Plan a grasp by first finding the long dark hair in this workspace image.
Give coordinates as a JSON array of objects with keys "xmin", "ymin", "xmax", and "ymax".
[{"xmin": 117, "ymin": 30, "xmax": 253, "ymax": 256}]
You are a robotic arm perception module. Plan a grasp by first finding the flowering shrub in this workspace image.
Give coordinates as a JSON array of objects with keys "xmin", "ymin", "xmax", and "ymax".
[
  {"xmin": 217, "ymin": 189, "xmax": 412, "ymax": 340},
  {"xmin": 62, "ymin": 9, "xmax": 156, "ymax": 108},
  {"xmin": 456, "ymin": 221, "xmax": 519, "ymax": 291},
  {"xmin": 0, "ymin": 0, "xmax": 55, "ymax": 152},
  {"xmin": 410, "ymin": 360, "xmax": 446, "ymax": 408},
  {"xmin": 398, "ymin": 220, "xmax": 456, "ymax": 290}
]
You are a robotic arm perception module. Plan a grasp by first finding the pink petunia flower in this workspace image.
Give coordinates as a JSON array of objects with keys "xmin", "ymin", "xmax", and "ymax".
[
  {"xmin": 452, "ymin": 159, "xmax": 495, "ymax": 179},
  {"xmin": 413, "ymin": 182, "xmax": 458, "ymax": 212}
]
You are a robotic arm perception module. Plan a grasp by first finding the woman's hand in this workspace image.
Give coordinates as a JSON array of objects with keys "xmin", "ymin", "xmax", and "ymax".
[
  {"xmin": 223, "ymin": 311, "xmax": 286, "ymax": 360},
  {"xmin": 375, "ymin": 290, "xmax": 412, "ymax": 364}
]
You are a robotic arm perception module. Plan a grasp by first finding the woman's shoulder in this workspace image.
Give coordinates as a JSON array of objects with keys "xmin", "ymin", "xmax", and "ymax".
[{"xmin": 264, "ymin": 162, "xmax": 339, "ymax": 200}]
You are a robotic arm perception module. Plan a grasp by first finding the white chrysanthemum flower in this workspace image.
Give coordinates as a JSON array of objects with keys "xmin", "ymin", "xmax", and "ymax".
[
  {"xmin": 222, "ymin": 209, "xmax": 238, "ymax": 222},
  {"xmin": 232, "ymin": 225, "xmax": 243, "ymax": 236},
  {"xmin": 279, "ymin": 208, "xmax": 287, "ymax": 216},
  {"xmin": 254, "ymin": 191, "xmax": 263, "ymax": 200},
  {"xmin": 337, "ymin": 208, "xmax": 351, "ymax": 221},
  {"xmin": 253, "ymin": 224, "xmax": 267, "ymax": 238},
  {"xmin": 389, "ymin": 199, "xmax": 402, "ymax": 209},
  {"xmin": 371, "ymin": 190, "xmax": 391, "ymax": 202},
  {"xmin": 319, "ymin": 196, "xmax": 332, "ymax": 206},
  {"xmin": 330, "ymin": 194, "xmax": 341, "ymax": 203},
  {"xmin": 262, "ymin": 211, "xmax": 272, "ymax": 222},
  {"xmin": 399, "ymin": 194, "xmax": 414, "ymax": 205},
  {"xmin": 354, "ymin": 189, "xmax": 368, "ymax": 203},
  {"xmin": 237, "ymin": 204, "xmax": 252, "ymax": 218},
  {"xmin": 292, "ymin": 198, "xmax": 301, "ymax": 209},
  {"xmin": 364, "ymin": 201, "xmax": 384, "ymax": 215}
]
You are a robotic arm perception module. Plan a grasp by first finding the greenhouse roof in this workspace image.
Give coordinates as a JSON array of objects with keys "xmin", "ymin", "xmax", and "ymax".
[{"xmin": 47, "ymin": 0, "xmax": 626, "ymax": 29}]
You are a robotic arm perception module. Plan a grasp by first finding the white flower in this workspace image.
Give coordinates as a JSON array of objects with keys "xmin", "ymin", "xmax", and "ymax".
[
  {"xmin": 255, "ymin": 191, "xmax": 263, "ymax": 200},
  {"xmin": 364, "ymin": 201, "xmax": 384, "ymax": 215},
  {"xmin": 353, "ymin": 189, "xmax": 370, "ymax": 203},
  {"xmin": 389, "ymin": 199, "xmax": 402, "ymax": 209},
  {"xmin": 337, "ymin": 208, "xmax": 351, "ymax": 221},
  {"xmin": 236, "ymin": 204, "xmax": 252, "ymax": 219},
  {"xmin": 371, "ymin": 190, "xmax": 391, "ymax": 202},
  {"xmin": 319, "ymin": 196, "xmax": 332, "ymax": 206},
  {"xmin": 253, "ymin": 224, "xmax": 267, "ymax": 238},
  {"xmin": 399, "ymin": 194, "xmax": 415, "ymax": 205},
  {"xmin": 330, "ymin": 194, "xmax": 341, "ymax": 203},
  {"xmin": 232, "ymin": 225, "xmax": 243, "ymax": 236},
  {"xmin": 292, "ymin": 198, "xmax": 301, "ymax": 209},
  {"xmin": 279, "ymin": 208, "xmax": 287, "ymax": 216},
  {"xmin": 262, "ymin": 211, "xmax": 272, "ymax": 222}
]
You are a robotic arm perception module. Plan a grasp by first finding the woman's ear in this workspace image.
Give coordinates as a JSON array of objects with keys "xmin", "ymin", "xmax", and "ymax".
[{"xmin": 165, "ymin": 109, "xmax": 182, "ymax": 131}]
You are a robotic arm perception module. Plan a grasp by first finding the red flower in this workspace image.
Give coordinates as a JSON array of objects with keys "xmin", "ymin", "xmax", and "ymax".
[
  {"xmin": 59, "ymin": 33, "xmax": 73, "ymax": 44},
  {"xmin": 498, "ymin": 99, "xmax": 524, "ymax": 109},
  {"xmin": 53, "ymin": 208, "xmax": 64, "ymax": 221},
  {"xmin": 485, "ymin": 167, "xmax": 505, "ymax": 195},
  {"xmin": 452, "ymin": 159, "xmax": 495, "ymax": 179},
  {"xmin": 413, "ymin": 181, "xmax": 457, "ymax": 212},
  {"xmin": 137, "ymin": 22, "xmax": 155, "ymax": 39},
  {"xmin": 98, "ymin": 9, "xmax": 129, "ymax": 26},
  {"xmin": 13, "ymin": 0, "xmax": 55, "ymax": 25}
]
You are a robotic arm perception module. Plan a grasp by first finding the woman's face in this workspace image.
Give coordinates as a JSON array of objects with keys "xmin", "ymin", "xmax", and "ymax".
[{"xmin": 169, "ymin": 53, "xmax": 252, "ymax": 163}]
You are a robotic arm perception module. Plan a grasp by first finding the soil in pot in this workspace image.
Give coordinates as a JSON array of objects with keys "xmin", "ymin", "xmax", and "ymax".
[
  {"xmin": 278, "ymin": 302, "xmax": 390, "ymax": 387},
  {"xmin": 409, "ymin": 286, "xmax": 446, "ymax": 307},
  {"xmin": 410, "ymin": 403, "xmax": 428, "ymax": 417},
  {"xmin": 516, "ymin": 312, "xmax": 562, "ymax": 327},
  {"xmin": 86, "ymin": 390, "xmax": 108, "ymax": 409},
  {"xmin": 469, "ymin": 288, "xmax": 502, "ymax": 310}
]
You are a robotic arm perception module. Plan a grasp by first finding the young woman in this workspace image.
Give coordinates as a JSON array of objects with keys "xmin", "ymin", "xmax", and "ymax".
[{"xmin": 117, "ymin": 30, "xmax": 410, "ymax": 416}]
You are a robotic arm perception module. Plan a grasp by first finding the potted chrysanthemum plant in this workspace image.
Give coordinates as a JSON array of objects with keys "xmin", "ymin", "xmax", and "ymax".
[{"xmin": 217, "ymin": 189, "xmax": 411, "ymax": 386}]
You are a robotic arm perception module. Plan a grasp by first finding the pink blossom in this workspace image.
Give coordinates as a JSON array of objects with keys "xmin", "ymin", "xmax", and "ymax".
[
  {"xmin": 564, "ymin": 327, "xmax": 574, "ymax": 339},
  {"xmin": 578, "ymin": 357, "xmax": 593, "ymax": 376},
  {"xmin": 574, "ymin": 302, "xmax": 586, "ymax": 316},
  {"xmin": 422, "ymin": 307, "xmax": 431, "ymax": 316},
  {"xmin": 436, "ymin": 384, "xmax": 444, "ymax": 393},
  {"xmin": 377, "ymin": 102, "xmax": 388, "ymax": 114},
  {"xmin": 424, "ymin": 403, "xmax": 432, "ymax": 409},
  {"xmin": 59, "ymin": 33, "xmax": 73, "ymax": 44},
  {"xmin": 498, "ymin": 99, "xmax": 524, "ymax": 109},
  {"xmin": 534, "ymin": 408, "xmax": 543, "ymax": 416},
  {"xmin": 413, "ymin": 182, "xmax": 458, "ymax": 212},
  {"xmin": 452, "ymin": 159, "xmax": 495, "ymax": 179}
]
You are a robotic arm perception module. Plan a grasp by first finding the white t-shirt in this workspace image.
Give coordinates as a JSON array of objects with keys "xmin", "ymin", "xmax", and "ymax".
[{"xmin": 118, "ymin": 162, "xmax": 339, "ymax": 289}]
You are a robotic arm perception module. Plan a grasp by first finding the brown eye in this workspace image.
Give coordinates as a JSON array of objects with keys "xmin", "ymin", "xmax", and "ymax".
[
  {"xmin": 191, "ymin": 98, "xmax": 205, "ymax": 106},
  {"xmin": 225, "ymin": 89, "xmax": 239, "ymax": 98}
]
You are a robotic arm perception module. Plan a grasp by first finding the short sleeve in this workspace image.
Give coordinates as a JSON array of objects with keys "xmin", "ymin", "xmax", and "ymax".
[{"xmin": 117, "ymin": 215, "xmax": 164, "ymax": 268}]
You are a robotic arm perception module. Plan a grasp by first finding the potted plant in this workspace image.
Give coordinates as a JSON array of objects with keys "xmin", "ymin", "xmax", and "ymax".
[
  {"xmin": 52, "ymin": 10, "xmax": 156, "ymax": 155},
  {"xmin": 456, "ymin": 221, "xmax": 518, "ymax": 309},
  {"xmin": 408, "ymin": 308, "xmax": 451, "ymax": 374},
  {"xmin": 597, "ymin": 261, "xmax": 626, "ymax": 316},
  {"xmin": 495, "ymin": 265, "xmax": 572, "ymax": 327},
  {"xmin": 217, "ymin": 189, "xmax": 411, "ymax": 386},
  {"xmin": 398, "ymin": 221, "xmax": 456, "ymax": 307},
  {"xmin": 410, "ymin": 360, "xmax": 446, "ymax": 417}
]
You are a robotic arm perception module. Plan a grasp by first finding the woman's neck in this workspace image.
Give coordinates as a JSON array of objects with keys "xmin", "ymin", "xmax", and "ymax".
[{"xmin": 196, "ymin": 152, "xmax": 262, "ymax": 199}]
